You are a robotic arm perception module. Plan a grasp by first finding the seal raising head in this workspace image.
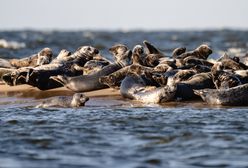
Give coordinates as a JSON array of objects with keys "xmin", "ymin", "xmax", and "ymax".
[
  {"xmin": 195, "ymin": 44, "xmax": 212, "ymax": 60},
  {"xmin": 36, "ymin": 48, "xmax": 53, "ymax": 66},
  {"xmin": 109, "ymin": 44, "xmax": 129, "ymax": 62}
]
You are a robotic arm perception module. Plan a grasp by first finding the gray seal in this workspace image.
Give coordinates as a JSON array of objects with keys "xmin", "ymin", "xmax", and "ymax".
[
  {"xmin": 0, "ymin": 48, "xmax": 53, "ymax": 69},
  {"xmin": 51, "ymin": 50, "xmax": 132, "ymax": 92},
  {"xmin": 176, "ymin": 44, "xmax": 212, "ymax": 60},
  {"xmin": 36, "ymin": 93, "xmax": 89, "ymax": 108},
  {"xmin": 194, "ymin": 83, "xmax": 248, "ymax": 106},
  {"xmin": 2, "ymin": 46, "xmax": 100, "ymax": 90},
  {"xmin": 120, "ymin": 74, "xmax": 176, "ymax": 104}
]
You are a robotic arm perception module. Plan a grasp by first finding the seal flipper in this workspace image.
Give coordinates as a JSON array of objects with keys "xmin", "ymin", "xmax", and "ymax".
[
  {"xmin": 193, "ymin": 89, "xmax": 208, "ymax": 101},
  {"xmin": 50, "ymin": 75, "xmax": 69, "ymax": 86},
  {"xmin": 143, "ymin": 40, "xmax": 163, "ymax": 55}
]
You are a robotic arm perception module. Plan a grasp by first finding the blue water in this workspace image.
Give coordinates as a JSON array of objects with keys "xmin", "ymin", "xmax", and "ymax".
[
  {"xmin": 0, "ymin": 30, "xmax": 248, "ymax": 168},
  {"xmin": 1, "ymin": 106, "xmax": 248, "ymax": 168}
]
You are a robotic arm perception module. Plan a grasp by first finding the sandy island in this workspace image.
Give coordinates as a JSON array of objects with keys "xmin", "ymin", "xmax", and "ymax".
[
  {"xmin": 0, "ymin": 81, "xmax": 215, "ymax": 108},
  {"xmin": 0, "ymin": 81, "xmax": 120, "ymax": 99}
]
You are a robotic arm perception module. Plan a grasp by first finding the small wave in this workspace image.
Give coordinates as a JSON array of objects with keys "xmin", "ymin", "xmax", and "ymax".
[
  {"xmin": 227, "ymin": 47, "xmax": 246, "ymax": 56},
  {"xmin": 0, "ymin": 39, "xmax": 26, "ymax": 49}
]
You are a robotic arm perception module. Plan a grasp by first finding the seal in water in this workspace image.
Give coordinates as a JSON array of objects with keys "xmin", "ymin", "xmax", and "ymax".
[
  {"xmin": 36, "ymin": 93, "xmax": 89, "ymax": 108},
  {"xmin": 194, "ymin": 83, "xmax": 248, "ymax": 106},
  {"xmin": 51, "ymin": 50, "xmax": 133, "ymax": 92}
]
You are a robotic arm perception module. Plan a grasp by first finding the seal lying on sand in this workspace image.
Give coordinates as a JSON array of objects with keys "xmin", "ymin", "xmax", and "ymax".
[
  {"xmin": 120, "ymin": 74, "xmax": 176, "ymax": 103},
  {"xmin": 36, "ymin": 93, "xmax": 89, "ymax": 108},
  {"xmin": 10, "ymin": 48, "xmax": 53, "ymax": 68},
  {"xmin": 176, "ymin": 44, "xmax": 212, "ymax": 60},
  {"xmin": 26, "ymin": 46, "xmax": 100, "ymax": 90},
  {"xmin": 143, "ymin": 40, "xmax": 165, "ymax": 67},
  {"xmin": 194, "ymin": 83, "xmax": 248, "ymax": 106},
  {"xmin": 51, "ymin": 48, "xmax": 133, "ymax": 92},
  {"xmin": 211, "ymin": 62, "xmax": 242, "ymax": 89},
  {"xmin": 0, "ymin": 48, "xmax": 53, "ymax": 69},
  {"xmin": 2, "ymin": 46, "xmax": 100, "ymax": 90}
]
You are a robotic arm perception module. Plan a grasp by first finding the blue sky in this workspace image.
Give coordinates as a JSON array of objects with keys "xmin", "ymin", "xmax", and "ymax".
[{"xmin": 0, "ymin": 0, "xmax": 247, "ymax": 30}]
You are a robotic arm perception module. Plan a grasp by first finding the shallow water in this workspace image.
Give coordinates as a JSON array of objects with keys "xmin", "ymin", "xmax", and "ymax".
[{"xmin": 1, "ymin": 30, "xmax": 248, "ymax": 168}]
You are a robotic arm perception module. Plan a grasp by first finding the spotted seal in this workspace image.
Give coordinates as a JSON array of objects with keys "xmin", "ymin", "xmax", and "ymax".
[{"xmin": 36, "ymin": 93, "xmax": 89, "ymax": 108}]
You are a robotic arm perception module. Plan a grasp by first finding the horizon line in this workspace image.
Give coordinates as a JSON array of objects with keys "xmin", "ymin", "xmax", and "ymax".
[{"xmin": 0, "ymin": 27, "xmax": 248, "ymax": 32}]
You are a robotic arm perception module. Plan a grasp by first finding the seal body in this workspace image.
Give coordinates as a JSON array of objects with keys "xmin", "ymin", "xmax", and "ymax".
[
  {"xmin": 194, "ymin": 83, "xmax": 248, "ymax": 105},
  {"xmin": 51, "ymin": 49, "xmax": 133, "ymax": 92},
  {"xmin": 120, "ymin": 74, "xmax": 176, "ymax": 103},
  {"xmin": 52, "ymin": 63, "xmax": 123, "ymax": 92},
  {"xmin": 36, "ymin": 93, "xmax": 89, "ymax": 108}
]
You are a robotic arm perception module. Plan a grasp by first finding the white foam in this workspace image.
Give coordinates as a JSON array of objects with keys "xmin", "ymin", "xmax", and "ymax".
[{"xmin": 0, "ymin": 39, "xmax": 26, "ymax": 49}]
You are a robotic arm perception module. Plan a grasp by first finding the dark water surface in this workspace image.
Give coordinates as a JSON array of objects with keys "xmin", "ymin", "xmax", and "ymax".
[{"xmin": 1, "ymin": 30, "xmax": 248, "ymax": 168}]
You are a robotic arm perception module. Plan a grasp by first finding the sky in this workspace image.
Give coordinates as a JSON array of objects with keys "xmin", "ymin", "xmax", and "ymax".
[{"xmin": 0, "ymin": 0, "xmax": 247, "ymax": 30}]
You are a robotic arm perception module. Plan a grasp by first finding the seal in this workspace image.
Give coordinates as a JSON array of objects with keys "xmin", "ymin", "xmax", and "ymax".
[
  {"xmin": 99, "ymin": 66, "xmax": 130, "ymax": 88},
  {"xmin": 51, "ymin": 49, "xmax": 71, "ymax": 64},
  {"xmin": 176, "ymin": 44, "xmax": 212, "ymax": 60},
  {"xmin": 216, "ymin": 54, "xmax": 248, "ymax": 71},
  {"xmin": 143, "ymin": 40, "xmax": 166, "ymax": 67},
  {"xmin": 120, "ymin": 74, "xmax": 176, "ymax": 103},
  {"xmin": 172, "ymin": 47, "xmax": 186, "ymax": 58},
  {"xmin": 79, "ymin": 60, "xmax": 110, "ymax": 75},
  {"xmin": 2, "ymin": 46, "xmax": 100, "ymax": 90},
  {"xmin": 0, "ymin": 68, "xmax": 16, "ymax": 80},
  {"xmin": 143, "ymin": 40, "xmax": 164, "ymax": 56},
  {"xmin": 9, "ymin": 48, "xmax": 53, "ymax": 68},
  {"xmin": 194, "ymin": 83, "xmax": 248, "ymax": 106},
  {"xmin": 26, "ymin": 46, "xmax": 101, "ymax": 90},
  {"xmin": 36, "ymin": 93, "xmax": 89, "ymax": 108},
  {"xmin": 0, "ymin": 58, "xmax": 13, "ymax": 68},
  {"xmin": 0, "ymin": 48, "xmax": 53, "ymax": 69},
  {"xmin": 211, "ymin": 62, "xmax": 242, "ymax": 89},
  {"xmin": 99, "ymin": 43, "xmax": 159, "ymax": 89},
  {"xmin": 50, "ymin": 50, "xmax": 133, "ymax": 92},
  {"xmin": 176, "ymin": 72, "xmax": 215, "ymax": 100},
  {"xmin": 2, "ymin": 47, "xmax": 53, "ymax": 85},
  {"xmin": 109, "ymin": 44, "xmax": 129, "ymax": 63},
  {"xmin": 183, "ymin": 56, "xmax": 214, "ymax": 67},
  {"xmin": 132, "ymin": 45, "xmax": 146, "ymax": 65},
  {"xmin": 99, "ymin": 63, "xmax": 157, "ymax": 89}
]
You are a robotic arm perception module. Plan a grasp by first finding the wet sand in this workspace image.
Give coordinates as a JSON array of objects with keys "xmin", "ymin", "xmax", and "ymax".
[{"xmin": 0, "ymin": 82, "xmax": 120, "ymax": 98}]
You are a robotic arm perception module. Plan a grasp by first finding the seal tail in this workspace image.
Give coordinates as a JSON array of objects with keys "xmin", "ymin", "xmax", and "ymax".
[{"xmin": 50, "ymin": 75, "xmax": 68, "ymax": 86}]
